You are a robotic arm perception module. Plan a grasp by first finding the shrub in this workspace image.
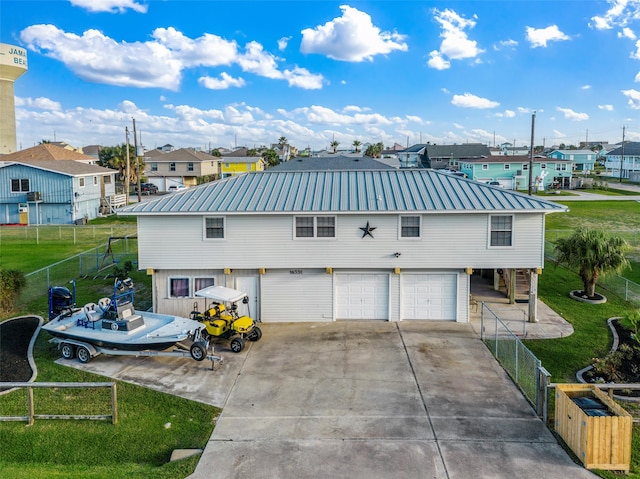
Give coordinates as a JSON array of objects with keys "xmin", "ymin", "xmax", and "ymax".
[{"xmin": 0, "ymin": 268, "xmax": 27, "ymax": 314}]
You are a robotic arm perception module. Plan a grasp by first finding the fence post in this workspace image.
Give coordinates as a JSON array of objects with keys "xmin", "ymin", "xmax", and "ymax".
[
  {"xmin": 538, "ymin": 366, "xmax": 551, "ymax": 422},
  {"xmin": 112, "ymin": 383, "xmax": 118, "ymax": 424},
  {"xmin": 27, "ymin": 386, "xmax": 34, "ymax": 426}
]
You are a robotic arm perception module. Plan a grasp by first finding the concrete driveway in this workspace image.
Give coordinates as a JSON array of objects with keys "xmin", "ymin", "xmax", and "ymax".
[{"xmin": 63, "ymin": 320, "xmax": 597, "ymax": 478}]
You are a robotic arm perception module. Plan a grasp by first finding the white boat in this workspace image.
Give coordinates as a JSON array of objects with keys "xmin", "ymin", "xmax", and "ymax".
[{"xmin": 42, "ymin": 278, "xmax": 205, "ymax": 352}]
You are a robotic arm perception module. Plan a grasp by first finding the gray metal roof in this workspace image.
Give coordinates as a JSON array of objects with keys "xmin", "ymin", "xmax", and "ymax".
[
  {"xmin": 606, "ymin": 142, "xmax": 640, "ymax": 156},
  {"xmin": 270, "ymin": 156, "xmax": 395, "ymax": 171},
  {"xmin": 120, "ymin": 170, "xmax": 567, "ymax": 216}
]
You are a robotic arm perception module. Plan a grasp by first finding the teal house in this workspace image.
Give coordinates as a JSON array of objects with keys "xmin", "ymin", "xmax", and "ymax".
[
  {"xmin": 459, "ymin": 155, "xmax": 573, "ymax": 190},
  {"xmin": 547, "ymin": 149, "xmax": 596, "ymax": 172}
]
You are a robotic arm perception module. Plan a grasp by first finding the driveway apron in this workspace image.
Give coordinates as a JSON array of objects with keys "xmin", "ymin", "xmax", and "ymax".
[{"xmin": 188, "ymin": 321, "xmax": 597, "ymax": 479}]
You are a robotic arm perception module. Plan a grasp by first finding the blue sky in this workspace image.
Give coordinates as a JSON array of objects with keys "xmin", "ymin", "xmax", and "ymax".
[{"xmin": 2, "ymin": 0, "xmax": 640, "ymax": 152}]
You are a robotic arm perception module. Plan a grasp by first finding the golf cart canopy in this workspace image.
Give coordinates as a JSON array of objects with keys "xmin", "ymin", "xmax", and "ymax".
[{"xmin": 195, "ymin": 285, "xmax": 247, "ymax": 303}]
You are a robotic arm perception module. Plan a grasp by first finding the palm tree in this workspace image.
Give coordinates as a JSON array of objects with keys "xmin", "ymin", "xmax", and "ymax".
[
  {"xmin": 330, "ymin": 140, "xmax": 339, "ymax": 153},
  {"xmin": 278, "ymin": 136, "xmax": 287, "ymax": 147},
  {"xmin": 555, "ymin": 227, "xmax": 630, "ymax": 299},
  {"xmin": 353, "ymin": 140, "xmax": 361, "ymax": 153}
]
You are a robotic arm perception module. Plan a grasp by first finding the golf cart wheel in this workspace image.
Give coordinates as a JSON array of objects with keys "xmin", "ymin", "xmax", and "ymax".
[
  {"xmin": 248, "ymin": 326, "xmax": 262, "ymax": 342},
  {"xmin": 61, "ymin": 343, "xmax": 75, "ymax": 360},
  {"xmin": 76, "ymin": 346, "xmax": 91, "ymax": 364},
  {"xmin": 230, "ymin": 337, "xmax": 245, "ymax": 353},
  {"xmin": 190, "ymin": 341, "xmax": 207, "ymax": 361}
]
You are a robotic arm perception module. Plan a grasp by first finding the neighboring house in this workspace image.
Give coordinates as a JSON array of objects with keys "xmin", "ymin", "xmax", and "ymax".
[
  {"xmin": 500, "ymin": 143, "xmax": 529, "ymax": 156},
  {"xmin": 79, "ymin": 145, "xmax": 103, "ymax": 163},
  {"xmin": 120, "ymin": 169, "xmax": 566, "ymax": 323},
  {"xmin": 143, "ymin": 148, "xmax": 221, "ymax": 191},
  {"xmin": 220, "ymin": 157, "xmax": 266, "ymax": 177},
  {"xmin": 547, "ymin": 149, "xmax": 596, "ymax": 173},
  {"xmin": 269, "ymin": 155, "xmax": 395, "ymax": 171},
  {"xmin": 604, "ymin": 142, "xmax": 640, "ymax": 179},
  {"xmin": 158, "ymin": 144, "xmax": 175, "ymax": 152},
  {"xmin": 2, "ymin": 143, "xmax": 97, "ymax": 165},
  {"xmin": 398, "ymin": 143, "xmax": 491, "ymax": 169},
  {"xmin": 0, "ymin": 159, "xmax": 116, "ymax": 225},
  {"xmin": 459, "ymin": 155, "xmax": 573, "ymax": 190}
]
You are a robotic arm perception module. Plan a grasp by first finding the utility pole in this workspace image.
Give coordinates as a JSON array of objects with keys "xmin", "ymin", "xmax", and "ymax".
[
  {"xmin": 528, "ymin": 112, "xmax": 536, "ymax": 195},
  {"xmin": 132, "ymin": 118, "xmax": 141, "ymax": 202},
  {"xmin": 619, "ymin": 125, "xmax": 626, "ymax": 183},
  {"xmin": 125, "ymin": 126, "xmax": 130, "ymax": 205}
]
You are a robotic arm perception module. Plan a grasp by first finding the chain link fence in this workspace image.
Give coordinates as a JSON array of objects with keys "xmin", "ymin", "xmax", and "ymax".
[
  {"xmin": 545, "ymin": 240, "xmax": 640, "ymax": 308},
  {"xmin": 0, "ymin": 224, "xmax": 137, "ymax": 245},
  {"xmin": 480, "ymin": 302, "xmax": 550, "ymax": 416}
]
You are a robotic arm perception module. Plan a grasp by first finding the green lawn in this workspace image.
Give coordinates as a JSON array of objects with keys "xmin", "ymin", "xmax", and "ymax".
[
  {"xmin": 1, "ymin": 217, "xmax": 218, "ymax": 479},
  {"xmin": 0, "ymin": 333, "xmax": 219, "ymax": 479}
]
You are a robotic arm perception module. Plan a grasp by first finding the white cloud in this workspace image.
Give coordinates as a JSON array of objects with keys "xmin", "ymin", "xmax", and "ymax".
[
  {"xmin": 405, "ymin": 115, "xmax": 423, "ymax": 123},
  {"xmin": 451, "ymin": 93, "xmax": 499, "ymax": 109},
  {"xmin": 343, "ymin": 105, "xmax": 370, "ymax": 112},
  {"xmin": 198, "ymin": 72, "xmax": 246, "ymax": 90},
  {"xmin": 556, "ymin": 107, "xmax": 589, "ymax": 120},
  {"xmin": 622, "ymin": 88, "xmax": 640, "ymax": 108},
  {"xmin": 15, "ymin": 96, "xmax": 62, "ymax": 111},
  {"xmin": 599, "ymin": 104, "xmax": 614, "ymax": 110},
  {"xmin": 631, "ymin": 39, "xmax": 640, "ymax": 59},
  {"xmin": 620, "ymin": 27, "xmax": 637, "ymax": 39},
  {"xmin": 300, "ymin": 5, "xmax": 407, "ymax": 62},
  {"xmin": 464, "ymin": 128, "xmax": 503, "ymax": 144},
  {"xmin": 159, "ymin": 95, "xmax": 166, "ymax": 102},
  {"xmin": 496, "ymin": 109, "xmax": 516, "ymax": 118},
  {"xmin": 494, "ymin": 39, "xmax": 518, "ymax": 50},
  {"xmin": 526, "ymin": 25, "xmax": 570, "ymax": 48},
  {"xmin": 581, "ymin": 84, "xmax": 591, "ymax": 90},
  {"xmin": 428, "ymin": 8, "xmax": 484, "ymax": 69},
  {"xmin": 70, "ymin": 0, "xmax": 147, "ymax": 13},
  {"xmin": 427, "ymin": 50, "xmax": 450, "ymax": 70},
  {"xmin": 19, "ymin": 25, "xmax": 324, "ymax": 91},
  {"xmin": 453, "ymin": 122, "xmax": 464, "ymax": 129},
  {"xmin": 552, "ymin": 129, "xmax": 567, "ymax": 139},
  {"xmin": 278, "ymin": 36, "xmax": 291, "ymax": 51},
  {"xmin": 591, "ymin": 0, "xmax": 640, "ymax": 30}
]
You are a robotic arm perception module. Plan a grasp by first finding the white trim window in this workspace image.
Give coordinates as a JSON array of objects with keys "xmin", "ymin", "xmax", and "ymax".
[
  {"xmin": 482, "ymin": 164, "xmax": 489, "ymax": 170},
  {"xmin": 11, "ymin": 178, "xmax": 29, "ymax": 192},
  {"xmin": 540, "ymin": 163, "xmax": 547, "ymax": 169},
  {"xmin": 400, "ymin": 215, "xmax": 421, "ymax": 238},
  {"xmin": 79, "ymin": 177, "xmax": 85, "ymax": 187},
  {"xmin": 489, "ymin": 215, "xmax": 513, "ymax": 247},
  {"xmin": 295, "ymin": 216, "xmax": 336, "ymax": 238},
  {"xmin": 194, "ymin": 276, "xmax": 214, "ymax": 292},
  {"xmin": 204, "ymin": 217, "xmax": 225, "ymax": 239},
  {"xmin": 169, "ymin": 277, "xmax": 190, "ymax": 298},
  {"xmin": 504, "ymin": 164, "xmax": 511, "ymax": 170}
]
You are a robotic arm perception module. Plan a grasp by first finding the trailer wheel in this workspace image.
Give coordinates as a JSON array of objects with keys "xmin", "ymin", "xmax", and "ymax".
[
  {"xmin": 248, "ymin": 326, "xmax": 262, "ymax": 342},
  {"xmin": 190, "ymin": 341, "xmax": 207, "ymax": 361},
  {"xmin": 61, "ymin": 343, "xmax": 75, "ymax": 360},
  {"xmin": 76, "ymin": 346, "xmax": 91, "ymax": 364},
  {"xmin": 230, "ymin": 337, "xmax": 245, "ymax": 353}
]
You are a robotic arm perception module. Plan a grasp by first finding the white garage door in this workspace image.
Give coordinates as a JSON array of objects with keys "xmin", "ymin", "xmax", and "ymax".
[
  {"xmin": 336, "ymin": 274, "xmax": 389, "ymax": 320},
  {"xmin": 402, "ymin": 274, "xmax": 457, "ymax": 320}
]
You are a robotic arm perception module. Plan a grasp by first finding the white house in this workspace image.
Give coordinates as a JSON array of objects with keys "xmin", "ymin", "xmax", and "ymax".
[{"xmin": 120, "ymin": 170, "xmax": 566, "ymax": 323}]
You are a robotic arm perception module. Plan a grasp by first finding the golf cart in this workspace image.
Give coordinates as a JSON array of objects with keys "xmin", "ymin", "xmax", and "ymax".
[{"xmin": 190, "ymin": 285, "xmax": 262, "ymax": 353}]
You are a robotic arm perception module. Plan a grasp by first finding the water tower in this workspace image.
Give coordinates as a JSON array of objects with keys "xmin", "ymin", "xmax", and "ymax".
[{"xmin": 0, "ymin": 43, "xmax": 28, "ymax": 154}]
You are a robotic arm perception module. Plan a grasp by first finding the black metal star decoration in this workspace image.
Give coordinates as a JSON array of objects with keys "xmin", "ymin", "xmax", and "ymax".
[{"xmin": 360, "ymin": 221, "xmax": 377, "ymax": 238}]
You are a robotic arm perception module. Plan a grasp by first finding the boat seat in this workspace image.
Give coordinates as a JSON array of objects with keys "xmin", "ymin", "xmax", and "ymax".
[{"xmin": 82, "ymin": 303, "xmax": 102, "ymax": 329}]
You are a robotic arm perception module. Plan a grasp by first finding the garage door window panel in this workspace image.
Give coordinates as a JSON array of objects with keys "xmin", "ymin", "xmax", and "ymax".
[{"xmin": 490, "ymin": 215, "xmax": 513, "ymax": 247}]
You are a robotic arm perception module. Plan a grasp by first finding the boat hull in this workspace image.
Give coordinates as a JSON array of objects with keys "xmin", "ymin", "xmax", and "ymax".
[{"xmin": 41, "ymin": 309, "xmax": 203, "ymax": 352}]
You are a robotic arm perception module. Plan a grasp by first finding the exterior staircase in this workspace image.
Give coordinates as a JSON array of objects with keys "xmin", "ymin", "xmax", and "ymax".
[{"xmin": 500, "ymin": 269, "xmax": 530, "ymax": 303}]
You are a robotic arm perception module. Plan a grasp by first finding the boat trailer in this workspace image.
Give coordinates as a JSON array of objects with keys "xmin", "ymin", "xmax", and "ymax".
[{"xmin": 49, "ymin": 337, "xmax": 223, "ymax": 370}]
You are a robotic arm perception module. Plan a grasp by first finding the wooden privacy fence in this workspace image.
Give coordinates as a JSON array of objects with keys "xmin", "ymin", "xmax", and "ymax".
[{"xmin": 0, "ymin": 382, "xmax": 117, "ymax": 425}]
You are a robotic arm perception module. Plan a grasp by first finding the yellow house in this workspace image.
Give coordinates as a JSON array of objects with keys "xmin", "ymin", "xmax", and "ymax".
[{"xmin": 220, "ymin": 157, "xmax": 266, "ymax": 178}]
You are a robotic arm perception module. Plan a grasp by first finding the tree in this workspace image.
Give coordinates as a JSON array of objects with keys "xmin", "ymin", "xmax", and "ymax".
[
  {"xmin": 210, "ymin": 149, "xmax": 221, "ymax": 157},
  {"xmin": 330, "ymin": 140, "xmax": 339, "ymax": 153},
  {"xmin": 278, "ymin": 136, "xmax": 287, "ymax": 147},
  {"xmin": 263, "ymin": 149, "xmax": 279, "ymax": 167},
  {"xmin": 0, "ymin": 268, "xmax": 26, "ymax": 314},
  {"xmin": 353, "ymin": 140, "xmax": 362, "ymax": 153},
  {"xmin": 364, "ymin": 142, "xmax": 384, "ymax": 158},
  {"xmin": 555, "ymin": 227, "xmax": 630, "ymax": 298},
  {"xmin": 247, "ymin": 148, "xmax": 258, "ymax": 157},
  {"xmin": 98, "ymin": 144, "xmax": 139, "ymax": 183}
]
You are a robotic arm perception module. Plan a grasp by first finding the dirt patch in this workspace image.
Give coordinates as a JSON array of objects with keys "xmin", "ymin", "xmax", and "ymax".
[{"xmin": 0, "ymin": 316, "xmax": 40, "ymax": 388}]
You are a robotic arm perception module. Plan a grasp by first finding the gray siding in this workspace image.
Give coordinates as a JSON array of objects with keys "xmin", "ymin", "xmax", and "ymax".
[{"xmin": 137, "ymin": 212, "xmax": 546, "ymax": 271}]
